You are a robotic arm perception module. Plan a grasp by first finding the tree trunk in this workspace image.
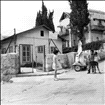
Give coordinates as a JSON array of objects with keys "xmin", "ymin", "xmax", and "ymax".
[{"xmin": 79, "ymin": 27, "xmax": 84, "ymax": 45}]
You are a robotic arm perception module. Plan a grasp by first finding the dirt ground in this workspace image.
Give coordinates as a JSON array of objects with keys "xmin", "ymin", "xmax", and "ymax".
[{"xmin": 1, "ymin": 61, "xmax": 105, "ymax": 105}]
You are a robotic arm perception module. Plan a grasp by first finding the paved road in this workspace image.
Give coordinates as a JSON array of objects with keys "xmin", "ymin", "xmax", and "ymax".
[{"xmin": 1, "ymin": 61, "xmax": 105, "ymax": 105}]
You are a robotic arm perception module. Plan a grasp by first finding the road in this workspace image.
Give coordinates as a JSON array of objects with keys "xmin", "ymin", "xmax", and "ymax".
[{"xmin": 1, "ymin": 61, "xmax": 105, "ymax": 105}]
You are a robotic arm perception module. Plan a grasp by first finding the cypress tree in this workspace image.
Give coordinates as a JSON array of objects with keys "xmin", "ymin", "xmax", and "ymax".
[
  {"xmin": 68, "ymin": 0, "xmax": 90, "ymax": 43},
  {"xmin": 35, "ymin": 1, "xmax": 55, "ymax": 32}
]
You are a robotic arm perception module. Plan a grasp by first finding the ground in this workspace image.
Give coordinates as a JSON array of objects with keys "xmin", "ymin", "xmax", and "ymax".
[{"xmin": 1, "ymin": 61, "xmax": 105, "ymax": 105}]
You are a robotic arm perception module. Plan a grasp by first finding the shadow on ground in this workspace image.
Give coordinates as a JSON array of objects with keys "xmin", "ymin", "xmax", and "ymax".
[{"xmin": 57, "ymin": 78, "xmax": 75, "ymax": 81}]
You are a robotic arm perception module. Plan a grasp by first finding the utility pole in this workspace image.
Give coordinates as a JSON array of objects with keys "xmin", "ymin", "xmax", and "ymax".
[{"xmin": 14, "ymin": 28, "xmax": 17, "ymax": 53}]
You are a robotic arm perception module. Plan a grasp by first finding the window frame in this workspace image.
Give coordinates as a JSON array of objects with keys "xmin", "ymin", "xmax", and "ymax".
[
  {"xmin": 38, "ymin": 46, "xmax": 43, "ymax": 53},
  {"xmin": 22, "ymin": 45, "xmax": 31, "ymax": 63},
  {"xmin": 40, "ymin": 30, "xmax": 44, "ymax": 37}
]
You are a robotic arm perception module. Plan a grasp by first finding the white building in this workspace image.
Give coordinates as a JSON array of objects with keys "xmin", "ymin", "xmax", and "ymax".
[
  {"xmin": 58, "ymin": 9, "xmax": 105, "ymax": 48},
  {"xmin": 1, "ymin": 25, "xmax": 62, "ymax": 65}
]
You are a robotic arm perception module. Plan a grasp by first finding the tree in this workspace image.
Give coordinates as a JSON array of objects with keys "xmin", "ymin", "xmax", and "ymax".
[
  {"xmin": 35, "ymin": 1, "xmax": 55, "ymax": 32},
  {"xmin": 36, "ymin": 11, "xmax": 42, "ymax": 26},
  {"xmin": 48, "ymin": 10, "xmax": 55, "ymax": 32},
  {"xmin": 68, "ymin": 0, "xmax": 90, "ymax": 43}
]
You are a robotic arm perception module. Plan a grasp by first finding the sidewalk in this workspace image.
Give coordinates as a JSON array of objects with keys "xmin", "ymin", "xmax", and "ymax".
[{"xmin": 16, "ymin": 68, "xmax": 70, "ymax": 77}]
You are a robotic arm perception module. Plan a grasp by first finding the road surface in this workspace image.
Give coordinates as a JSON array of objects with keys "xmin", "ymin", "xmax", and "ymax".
[{"xmin": 1, "ymin": 61, "xmax": 105, "ymax": 105}]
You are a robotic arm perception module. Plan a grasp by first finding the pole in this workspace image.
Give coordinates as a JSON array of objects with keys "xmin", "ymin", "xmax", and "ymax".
[
  {"xmin": 14, "ymin": 28, "xmax": 17, "ymax": 53},
  {"xmin": 43, "ymin": 45, "xmax": 46, "ymax": 72},
  {"xmin": 32, "ymin": 45, "xmax": 34, "ymax": 73},
  {"xmin": 18, "ymin": 44, "xmax": 21, "ymax": 74}
]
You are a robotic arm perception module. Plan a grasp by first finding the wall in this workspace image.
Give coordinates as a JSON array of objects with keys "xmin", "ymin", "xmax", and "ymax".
[
  {"xmin": 91, "ymin": 31, "xmax": 103, "ymax": 41},
  {"xmin": 16, "ymin": 27, "xmax": 62, "ymax": 65},
  {"xmin": 1, "ymin": 39, "xmax": 15, "ymax": 53},
  {"xmin": 16, "ymin": 27, "xmax": 49, "ymax": 64},
  {"xmin": 85, "ymin": 30, "xmax": 104, "ymax": 43},
  {"xmin": 50, "ymin": 39, "xmax": 62, "ymax": 53},
  {"xmin": 45, "ymin": 52, "xmax": 76, "ymax": 71},
  {"xmin": 1, "ymin": 53, "xmax": 19, "ymax": 75},
  {"xmin": 89, "ymin": 9, "xmax": 105, "ymax": 26}
]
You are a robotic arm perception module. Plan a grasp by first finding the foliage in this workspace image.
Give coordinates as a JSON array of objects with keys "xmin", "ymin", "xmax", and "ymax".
[
  {"xmin": 63, "ymin": 40, "xmax": 104, "ymax": 53},
  {"xmin": 35, "ymin": 1, "xmax": 55, "ymax": 32},
  {"xmin": 68, "ymin": 0, "xmax": 90, "ymax": 42}
]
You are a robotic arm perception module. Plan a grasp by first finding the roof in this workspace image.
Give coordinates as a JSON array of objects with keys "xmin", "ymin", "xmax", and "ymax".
[
  {"xmin": 89, "ymin": 9, "xmax": 105, "ymax": 15},
  {"xmin": 59, "ymin": 9, "xmax": 105, "ymax": 22},
  {"xmin": 59, "ymin": 12, "xmax": 70, "ymax": 22},
  {"xmin": 1, "ymin": 25, "xmax": 51, "ymax": 42}
]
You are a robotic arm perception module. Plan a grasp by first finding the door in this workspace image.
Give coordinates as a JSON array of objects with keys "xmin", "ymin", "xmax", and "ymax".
[{"xmin": 35, "ymin": 45, "xmax": 46, "ymax": 71}]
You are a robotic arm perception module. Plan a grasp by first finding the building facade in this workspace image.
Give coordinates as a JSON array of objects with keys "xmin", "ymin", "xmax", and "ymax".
[
  {"xmin": 1, "ymin": 25, "xmax": 62, "ymax": 65},
  {"xmin": 58, "ymin": 9, "xmax": 105, "ymax": 49}
]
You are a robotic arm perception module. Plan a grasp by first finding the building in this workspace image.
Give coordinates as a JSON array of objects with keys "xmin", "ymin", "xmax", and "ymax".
[
  {"xmin": 58, "ymin": 9, "xmax": 105, "ymax": 49},
  {"xmin": 1, "ymin": 25, "xmax": 62, "ymax": 65}
]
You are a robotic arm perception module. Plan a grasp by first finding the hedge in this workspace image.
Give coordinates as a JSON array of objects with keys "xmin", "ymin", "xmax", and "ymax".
[{"xmin": 63, "ymin": 40, "xmax": 105, "ymax": 53}]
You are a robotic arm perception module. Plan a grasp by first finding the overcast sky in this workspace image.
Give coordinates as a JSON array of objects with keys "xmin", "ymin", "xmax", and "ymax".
[{"xmin": 1, "ymin": 1, "xmax": 105, "ymax": 36}]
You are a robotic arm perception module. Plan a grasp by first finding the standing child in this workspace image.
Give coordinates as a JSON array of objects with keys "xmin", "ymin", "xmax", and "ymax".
[
  {"xmin": 94, "ymin": 52, "xmax": 101, "ymax": 73},
  {"xmin": 52, "ymin": 50, "xmax": 59, "ymax": 81},
  {"xmin": 87, "ymin": 50, "xmax": 95, "ymax": 74}
]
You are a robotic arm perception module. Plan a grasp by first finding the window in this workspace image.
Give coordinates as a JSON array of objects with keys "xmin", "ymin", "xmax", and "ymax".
[
  {"xmin": 2, "ymin": 48, "xmax": 6, "ymax": 54},
  {"xmin": 38, "ymin": 46, "xmax": 43, "ymax": 53},
  {"xmin": 22, "ymin": 45, "xmax": 31, "ymax": 62},
  {"xmin": 93, "ymin": 19, "xmax": 95, "ymax": 21},
  {"xmin": 96, "ymin": 37, "xmax": 99, "ymax": 41},
  {"xmin": 51, "ymin": 47, "xmax": 56, "ymax": 53},
  {"xmin": 9, "ymin": 46, "xmax": 13, "ymax": 53},
  {"xmin": 40, "ymin": 30, "xmax": 44, "ymax": 37}
]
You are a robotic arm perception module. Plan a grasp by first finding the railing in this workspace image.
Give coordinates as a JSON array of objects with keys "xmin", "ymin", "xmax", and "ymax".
[{"xmin": 91, "ymin": 25, "xmax": 105, "ymax": 31}]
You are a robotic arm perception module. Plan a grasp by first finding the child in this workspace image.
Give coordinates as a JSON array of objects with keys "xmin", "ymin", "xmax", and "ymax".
[
  {"xmin": 94, "ymin": 52, "xmax": 101, "ymax": 73},
  {"xmin": 52, "ymin": 49, "xmax": 59, "ymax": 81},
  {"xmin": 87, "ymin": 50, "xmax": 95, "ymax": 74}
]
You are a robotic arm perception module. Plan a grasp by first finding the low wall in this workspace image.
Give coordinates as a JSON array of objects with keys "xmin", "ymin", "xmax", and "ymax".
[
  {"xmin": 1, "ymin": 53, "xmax": 19, "ymax": 75},
  {"xmin": 66, "ymin": 52, "xmax": 77, "ymax": 68},
  {"xmin": 46, "ymin": 54, "xmax": 70, "ymax": 72}
]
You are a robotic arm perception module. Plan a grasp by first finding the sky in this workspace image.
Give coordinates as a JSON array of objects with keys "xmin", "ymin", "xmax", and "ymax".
[{"xmin": 1, "ymin": 1, "xmax": 105, "ymax": 37}]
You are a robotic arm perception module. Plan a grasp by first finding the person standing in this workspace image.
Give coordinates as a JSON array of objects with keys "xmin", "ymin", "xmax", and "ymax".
[
  {"xmin": 87, "ymin": 50, "xmax": 95, "ymax": 74},
  {"xmin": 52, "ymin": 50, "xmax": 59, "ymax": 81},
  {"xmin": 94, "ymin": 52, "xmax": 101, "ymax": 73}
]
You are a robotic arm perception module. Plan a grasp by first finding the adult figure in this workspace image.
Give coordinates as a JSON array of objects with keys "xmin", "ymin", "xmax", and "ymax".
[{"xmin": 77, "ymin": 40, "xmax": 82, "ymax": 56}]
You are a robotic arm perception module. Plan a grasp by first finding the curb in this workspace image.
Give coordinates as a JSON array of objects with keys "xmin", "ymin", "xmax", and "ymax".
[{"xmin": 16, "ymin": 70, "xmax": 69, "ymax": 77}]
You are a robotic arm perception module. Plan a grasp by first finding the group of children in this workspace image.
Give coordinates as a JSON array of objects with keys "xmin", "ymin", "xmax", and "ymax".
[
  {"xmin": 87, "ymin": 50, "xmax": 101, "ymax": 74},
  {"xmin": 52, "ymin": 49, "xmax": 101, "ymax": 81}
]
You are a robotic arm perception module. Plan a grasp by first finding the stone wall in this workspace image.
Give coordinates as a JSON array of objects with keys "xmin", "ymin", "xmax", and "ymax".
[
  {"xmin": 46, "ymin": 53, "xmax": 71, "ymax": 72},
  {"xmin": 1, "ymin": 53, "xmax": 19, "ymax": 75},
  {"xmin": 66, "ymin": 52, "xmax": 77, "ymax": 68}
]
